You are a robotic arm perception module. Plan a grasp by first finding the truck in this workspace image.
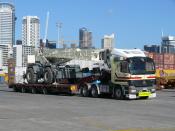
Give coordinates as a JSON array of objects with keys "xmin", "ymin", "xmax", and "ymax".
[{"xmin": 8, "ymin": 48, "xmax": 156, "ymax": 99}]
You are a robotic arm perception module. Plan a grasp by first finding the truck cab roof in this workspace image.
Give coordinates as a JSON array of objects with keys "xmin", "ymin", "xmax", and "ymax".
[{"xmin": 111, "ymin": 48, "xmax": 146, "ymax": 58}]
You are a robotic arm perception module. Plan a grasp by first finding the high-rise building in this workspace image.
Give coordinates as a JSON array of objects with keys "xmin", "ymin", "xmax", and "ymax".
[
  {"xmin": 101, "ymin": 34, "xmax": 114, "ymax": 49},
  {"xmin": 0, "ymin": 48, "xmax": 2, "ymax": 67},
  {"xmin": 144, "ymin": 45, "xmax": 161, "ymax": 53},
  {"xmin": 46, "ymin": 40, "xmax": 56, "ymax": 49},
  {"xmin": 22, "ymin": 16, "xmax": 40, "ymax": 48},
  {"xmin": 161, "ymin": 36, "xmax": 175, "ymax": 53},
  {"xmin": 79, "ymin": 27, "xmax": 92, "ymax": 48},
  {"xmin": 0, "ymin": 3, "xmax": 16, "ymax": 66}
]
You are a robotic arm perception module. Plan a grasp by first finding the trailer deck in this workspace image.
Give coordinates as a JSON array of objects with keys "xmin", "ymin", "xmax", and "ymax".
[{"xmin": 9, "ymin": 83, "xmax": 78, "ymax": 95}]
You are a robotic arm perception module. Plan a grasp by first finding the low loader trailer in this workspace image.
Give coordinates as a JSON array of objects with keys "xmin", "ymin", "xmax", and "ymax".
[{"xmin": 8, "ymin": 48, "xmax": 157, "ymax": 100}]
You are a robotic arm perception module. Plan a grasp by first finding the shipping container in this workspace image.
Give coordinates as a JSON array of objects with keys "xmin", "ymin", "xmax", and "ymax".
[
  {"xmin": 147, "ymin": 52, "xmax": 175, "ymax": 70},
  {"xmin": 147, "ymin": 52, "xmax": 175, "ymax": 89},
  {"xmin": 163, "ymin": 64, "xmax": 175, "ymax": 70},
  {"xmin": 153, "ymin": 53, "xmax": 163, "ymax": 64},
  {"xmin": 164, "ymin": 54, "xmax": 174, "ymax": 65},
  {"xmin": 155, "ymin": 64, "xmax": 164, "ymax": 70}
]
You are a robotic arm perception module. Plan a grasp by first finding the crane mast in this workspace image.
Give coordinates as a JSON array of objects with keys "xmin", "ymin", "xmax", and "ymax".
[{"xmin": 43, "ymin": 11, "xmax": 50, "ymax": 46}]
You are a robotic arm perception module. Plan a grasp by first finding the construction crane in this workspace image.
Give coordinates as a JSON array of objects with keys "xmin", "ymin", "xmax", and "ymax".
[{"xmin": 43, "ymin": 11, "xmax": 50, "ymax": 46}]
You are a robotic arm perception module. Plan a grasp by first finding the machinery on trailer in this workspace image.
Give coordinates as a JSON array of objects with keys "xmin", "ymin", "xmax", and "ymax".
[{"xmin": 8, "ymin": 48, "xmax": 156, "ymax": 99}]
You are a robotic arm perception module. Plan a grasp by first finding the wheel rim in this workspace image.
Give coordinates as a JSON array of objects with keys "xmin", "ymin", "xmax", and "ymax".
[
  {"xmin": 43, "ymin": 88, "xmax": 47, "ymax": 94},
  {"xmin": 22, "ymin": 87, "xmax": 26, "ymax": 93},
  {"xmin": 116, "ymin": 89, "xmax": 121, "ymax": 98},
  {"xmin": 91, "ymin": 88, "xmax": 96, "ymax": 96},
  {"xmin": 44, "ymin": 72, "xmax": 49, "ymax": 81},
  {"xmin": 27, "ymin": 72, "xmax": 31, "ymax": 81},
  {"xmin": 83, "ymin": 88, "xmax": 87, "ymax": 95},
  {"xmin": 32, "ymin": 88, "xmax": 36, "ymax": 94}
]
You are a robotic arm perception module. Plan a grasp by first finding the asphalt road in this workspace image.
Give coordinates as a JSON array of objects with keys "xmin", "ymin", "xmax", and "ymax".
[{"xmin": 0, "ymin": 84, "xmax": 175, "ymax": 131}]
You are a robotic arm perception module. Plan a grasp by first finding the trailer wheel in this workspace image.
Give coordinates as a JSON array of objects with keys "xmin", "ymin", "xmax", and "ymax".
[
  {"xmin": 13, "ymin": 86, "xmax": 18, "ymax": 92},
  {"xmin": 80, "ymin": 85, "xmax": 89, "ymax": 97},
  {"xmin": 21, "ymin": 87, "xmax": 26, "ymax": 93},
  {"xmin": 91, "ymin": 86, "xmax": 98, "ymax": 98},
  {"xmin": 44, "ymin": 67, "xmax": 53, "ymax": 84},
  {"xmin": 114, "ymin": 88, "xmax": 123, "ymax": 100},
  {"xmin": 31, "ymin": 88, "xmax": 37, "ymax": 94},
  {"xmin": 42, "ymin": 88, "xmax": 48, "ymax": 95},
  {"xmin": 26, "ymin": 68, "xmax": 38, "ymax": 84}
]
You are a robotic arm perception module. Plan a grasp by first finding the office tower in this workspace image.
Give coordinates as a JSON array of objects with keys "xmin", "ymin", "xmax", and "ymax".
[
  {"xmin": 22, "ymin": 16, "xmax": 40, "ymax": 48},
  {"xmin": 161, "ymin": 36, "xmax": 175, "ymax": 53},
  {"xmin": 79, "ymin": 27, "xmax": 92, "ymax": 48},
  {"xmin": 0, "ymin": 3, "xmax": 16, "ymax": 66},
  {"xmin": 0, "ymin": 48, "xmax": 2, "ymax": 67},
  {"xmin": 45, "ymin": 40, "xmax": 56, "ymax": 49},
  {"xmin": 144, "ymin": 45, "xmax": 161, "ymax": 53},
  {"xmin": 101, "ymin": 34, "xmax": 114, "ymax": 49}
]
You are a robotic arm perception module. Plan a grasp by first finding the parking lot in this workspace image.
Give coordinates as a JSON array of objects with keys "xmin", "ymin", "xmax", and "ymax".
[{"xmin": 0, "ymin": 84, "xmax": 175, "ymax": 131}]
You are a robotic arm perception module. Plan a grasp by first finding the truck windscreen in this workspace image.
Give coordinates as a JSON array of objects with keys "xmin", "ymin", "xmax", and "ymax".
[{"xmin": 128, "ymin": 57, "xmax": 155, "ymax": 75}]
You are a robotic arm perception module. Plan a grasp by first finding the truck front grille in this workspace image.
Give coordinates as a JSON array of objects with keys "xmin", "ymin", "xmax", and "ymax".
[{"xmin": 129, "ymin": 80, "xmax": 155, "ymax": 87}]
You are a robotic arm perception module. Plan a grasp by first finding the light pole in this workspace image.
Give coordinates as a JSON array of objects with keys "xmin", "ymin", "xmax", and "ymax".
[{"xmin": 56, "ymin": 21, "xmax": 62, "ymax": 48}]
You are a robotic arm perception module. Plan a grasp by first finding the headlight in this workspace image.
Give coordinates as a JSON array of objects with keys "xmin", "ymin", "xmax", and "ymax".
[
  {"xmin": 151, "ymin": 88, "xmax": 156, "ymax": 92},
  {"xmin": 130, "ymin": 89, "xmax": 136, "ymax": 93},
  {"xmin": 129, "ymin": 86, "xmax": 136, "ymax": 93}
]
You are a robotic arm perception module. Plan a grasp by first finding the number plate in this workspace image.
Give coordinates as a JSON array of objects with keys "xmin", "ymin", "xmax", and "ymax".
[{"xmin": 138, "ymin": 91, "xmax": 151, "ymax": 97}]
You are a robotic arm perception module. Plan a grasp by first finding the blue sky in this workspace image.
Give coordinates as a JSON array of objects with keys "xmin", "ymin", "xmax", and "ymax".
[{"xmin": 11, "ymin": 0, "xmax": 175, "ymax": 49}]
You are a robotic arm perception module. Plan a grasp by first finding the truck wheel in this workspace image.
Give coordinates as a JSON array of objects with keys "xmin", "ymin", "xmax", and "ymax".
[
  {"xmin": 80, "ymin": 85, "xmax": 89, "ymax": 97},
  {"xmin": 26, "ymin": 68, "xmax": 38, "ymax": 84},
  {"xmin": 91, "ymin": 86, "xmax": 98, "ymax": 98},
  {"xmin": 42, "ymin": 88, "xmax": 48, "ymax": 94},
  {"xmin": 44, "ymin": 67, "xmax": 53, "ymax": 84},
  {"xmin": 21, "ymin": 87, "xmax": 26, "ymax": 93},
  {"xmin": 114, "ymin": 88, "xmax": 123, "ymax": 100},
  {"xmin": 13, "ymin": 86, "xmax": 18, "ymax": 92},
  {"xmin": 31, "ymin": 88, "xmax": 37, "ymax": 94}
]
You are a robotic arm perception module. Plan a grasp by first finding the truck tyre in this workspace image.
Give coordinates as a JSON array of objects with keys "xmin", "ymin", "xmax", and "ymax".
[
  {"xmin": 91, "ymin": 86, "xmax": 98, "ymax": 98},
  {"xmin": 44, "ymin": 67, "xmax": 53, "ymax": 84},
  {"xmin": 21, "ymin": 87, "xmax": 26, "ymax": 93},
  {"xmin": 26, "ymin": 68, "xmax": 38, "ymax": 84},
  {"xmin": 31, "ymin": 88, "xmax": 37, "ymax": 94},
  {"xmin": 80, "ymin": 85, "xmax": 89, "ymax": 97},
  {"xmin": 13, "ymin": 86, "xmax": 17, "ymax": 92},
  {"xmin": 42, "ymin": 88, "xmax": 48, "ymax": 95},
  {"xmin": 114, "ymin": 88, "xmax": 123, "ymax": 100}
]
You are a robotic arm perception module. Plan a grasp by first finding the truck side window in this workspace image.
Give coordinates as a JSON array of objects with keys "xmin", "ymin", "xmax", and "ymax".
[{"xmin": 120, "ymin": 61, "xmax": 128, "ymax": 73}]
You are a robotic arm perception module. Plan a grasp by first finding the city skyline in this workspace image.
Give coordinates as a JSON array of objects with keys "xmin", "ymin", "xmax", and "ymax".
[{"xmin": 3, "ymin": 0, "xmax": 175, "ymax": 49}]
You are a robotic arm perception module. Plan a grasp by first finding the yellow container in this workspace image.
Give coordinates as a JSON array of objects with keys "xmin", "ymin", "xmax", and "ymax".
[{"xmin": 156, "ymin": 69, "xmax": 175, "ymax": 78}]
